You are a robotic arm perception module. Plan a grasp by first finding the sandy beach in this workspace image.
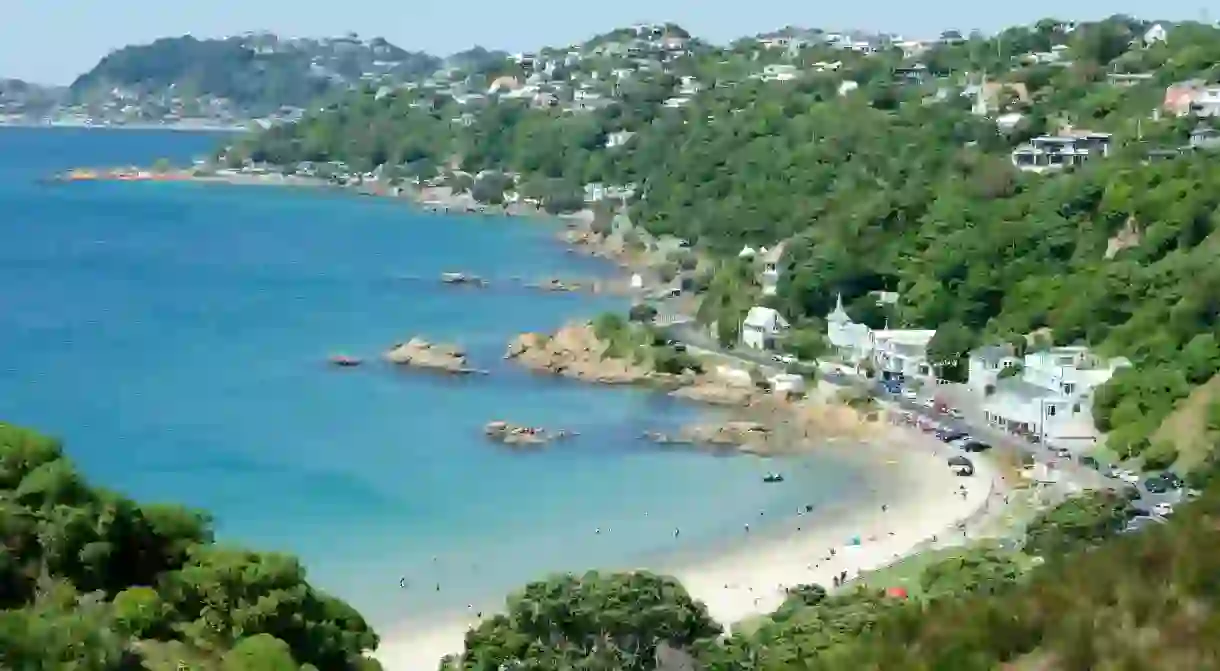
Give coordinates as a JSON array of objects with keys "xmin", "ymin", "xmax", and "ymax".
[{"xmin": 370, "ymin": 423, "xmax": 1008, "ymax": 670}]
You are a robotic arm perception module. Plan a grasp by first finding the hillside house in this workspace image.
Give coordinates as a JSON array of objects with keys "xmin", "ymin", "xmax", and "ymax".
[
  {"xmin": 759, "ymin": 244, "xmax": 785, "ymax": 297},
  {"xmin": 742, "ymin": 307, "xmax": 789, "ymax": 350},
  {"xmin": 981, "ymin": 345, "xmax": 1131, "ymax": 445},
  {"xmin": 1011, "ymin": 131, "xmax": 1112, "ymax": 172},
  {"xmin": 966, "ymin": 345, "xmax": 1023, "ymax": 396},
  {"xmin": 825, "ymin": 294, "xmax": 936, "ymax": 381},
  {"xmin": 1164, "ymin": 80, "xmax": 1220, "ymax": 117}
]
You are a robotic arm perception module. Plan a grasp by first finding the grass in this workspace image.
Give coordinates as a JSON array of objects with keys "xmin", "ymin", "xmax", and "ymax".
[{"xmin": 1151, "ymin": 373, "xmax": 1220, "ymax": 472}]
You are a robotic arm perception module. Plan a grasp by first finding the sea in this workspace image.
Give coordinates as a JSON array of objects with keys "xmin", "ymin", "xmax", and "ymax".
[{"xmin": 0, "ymin": 126, "xmax": 867, "ymax": 627}]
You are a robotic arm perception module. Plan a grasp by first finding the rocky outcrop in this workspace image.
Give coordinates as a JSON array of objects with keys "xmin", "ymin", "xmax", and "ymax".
[
  {"xmin": 384, "ymin": 337, "xmax": 485, "ymax": 374},
  {"xmin": 484, "ymin": 421, "xmax": 573, "ymax": 447},
  {"xmin": 645, "ymin": 420, "xmax": 772, "ymax": 449},
  {"xmin": 440, "ymin": 272, "xmax": 489, "ymax": 287},
  {"xmin": 669, "ymin": 381, "xmax": 757, "ymax": 407},
  {"xmin": 504, "ymin": 322, "xmax": 661, "ymax": 385}
]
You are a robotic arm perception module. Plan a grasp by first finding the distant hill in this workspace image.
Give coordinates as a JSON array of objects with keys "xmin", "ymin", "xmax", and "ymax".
[
  {"xmin": 68, "ymin": 33, "xmax": 443, "ymax": 115},
  {"xmin": 0, "ymin": 78, "xmax": 65, "ymax": 114}
]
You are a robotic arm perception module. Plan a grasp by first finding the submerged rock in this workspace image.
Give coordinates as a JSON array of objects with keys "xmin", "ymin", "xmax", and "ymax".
[
  {"xmin": 484, "ymin": 421, "xmax": 573, "ymax": 447},
  {"xmin": 646, "ymin": 421, "xmax": 772, "ymax": 449}
]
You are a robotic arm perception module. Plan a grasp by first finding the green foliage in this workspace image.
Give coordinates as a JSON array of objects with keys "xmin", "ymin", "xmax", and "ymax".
[
  {"xmin": 71, "ymin": 35, "xmax": 441, "ymax": 116},
  {"xmin": 220, "ymin": 635, "xmax": 299, "ymax": 671},
  {"xmin": 455, "ymin": 571, "xmax": 721, "ymax": 670},
  {"xmin": 0, "ymin": 423, "xmax": 378, "ymax": 669},
  {"xmin": 628, "ymin": 303, "xmax": 658, "ymax": 323},
  {"xmin": 1023, "ymin": 489, "xmax": 1137, "ymax": 557},
  {"xmin": 783, "ymin": 327, "xmax": 828, "ymax": 362},
  {"xmin": 918, "ymin": 547, "xmax": 1023, "ymax": 598}
]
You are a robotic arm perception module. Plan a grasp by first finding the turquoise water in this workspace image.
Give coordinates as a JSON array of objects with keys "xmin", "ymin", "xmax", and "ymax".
[{"xmin": 0, "ymin": 127, "xmax": 865, "ymax": 625}]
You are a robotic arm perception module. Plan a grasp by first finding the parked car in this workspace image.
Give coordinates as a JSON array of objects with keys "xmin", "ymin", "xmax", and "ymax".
[
  {"xmin": 1159, "ymin": 471, "xmax": 1184, "ymax": 490},
  {"xmin": 948, "ymin": 455, "xmax": 974, "ymax": 476},
  {"xmin": 1122, "ymin": 515, "xmax": 1164, "ymax": 534},
  {"xmin": 1051, "ymin": 446, "xmax": 1072, "ymax": 459},
  {"xmin": 902, "ymin": 389, "xmax": 917, "ymax": 401},
  {"xmin": 772, "ymin": 353, "xmax": 797, "ymax": 365},
  {"xmin": 1144, "ymin": 476, "xmax": 1169, "ymax": 494},
  {"xmin": 961, "ymin": 440, "xmax": 992, "ymax": 453},
  {"xmin": 936, "ymin": 429, "xmax": 967, "ymax": 443},
  {"xmin": 1116, "ymin": 470, "xmax": 1140, "ymax": 485},
  {"xmin": 1078, "ymin": 455, "xmax": 1100, "ymax": 470},
  {"xmin": 1151, "ymin": 502, "xmax": 1175, "ymax": 517}
]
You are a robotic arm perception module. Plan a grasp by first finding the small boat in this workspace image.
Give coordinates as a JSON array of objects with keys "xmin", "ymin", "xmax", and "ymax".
[
  {"xmin": 328, "ymin": 354, "xmax": 363, "ymax": 367},
  {"xmin": 763, "ymin": 472, "xmax": 785, "ymax": 483}
]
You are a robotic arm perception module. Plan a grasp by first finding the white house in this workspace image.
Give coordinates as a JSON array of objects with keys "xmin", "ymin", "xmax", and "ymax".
[
  {"xmin": 1011, "ymin": 131, "xmax": 1112, "ymax": 172},
  {"xmin": 966, "ymin": 345, "xmax": 1023, "ymax": 396},
  {"xmin": 742, "ymin": 306, "xmax": 789, "ymax": 350},
  {"xmin": 825, "ymin": 294, "xmax": 936, "ymax": 381},
  {"xmin": 759, "ymin": 243, "xmax": 786, "ymax": 296},
  {"xmin": 981, "ymin": 345, "xmax": 1132, "ymax": 446},
  {"xmin": 1143, "ymin": 23, "xmax": 1168, "ymax": 46},
  {"xmin": 769, "ymin": 373, "xmax": 807, "ymax": 397}
]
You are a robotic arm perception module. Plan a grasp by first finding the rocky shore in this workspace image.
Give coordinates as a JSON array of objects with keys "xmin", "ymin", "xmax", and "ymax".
[
  {"xmin": 504, "ymin": 321, "xmax": 689, "ymax": 386},
  {"xmin": 384, "ymin": 337, "xmax": 487, "ymax": 375}
]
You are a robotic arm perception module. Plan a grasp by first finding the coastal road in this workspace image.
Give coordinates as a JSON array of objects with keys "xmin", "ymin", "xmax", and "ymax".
[{"xmin": 654, "ymin": 314, "xmax": 1114, "ymax": 498}]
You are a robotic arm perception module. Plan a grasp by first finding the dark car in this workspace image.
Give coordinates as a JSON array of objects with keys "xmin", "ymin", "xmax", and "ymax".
[
  {"xmin": 961, "ymin": 440, "xmax": 992, "ymax": 453},
  {"xmin": 1144, "ymin": 477, "xmax": 1169, "ymax": 494},
  {"xmin": 1160, "ymin": 471, "xmax": 1184, "ymax": 489},
  {"xmin": 1078, "ymin": 455, "xmax": 1100, "ymax": 470},
  {"xmin": 937, "ymin": 429, "xmax": 967, "ymax": 443}
]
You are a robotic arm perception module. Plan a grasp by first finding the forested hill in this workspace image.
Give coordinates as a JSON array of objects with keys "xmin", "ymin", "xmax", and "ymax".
[
  {"xmin": 232, "ymin": 16, "xmax": 1220, "ymax": 472},
  {"xmin": 0, "ymin": 423, "xmax": 381, "ymax": 670},
  {"xmin": 68, "ymin": 34, "xmax": 442, "ymax": 115}
]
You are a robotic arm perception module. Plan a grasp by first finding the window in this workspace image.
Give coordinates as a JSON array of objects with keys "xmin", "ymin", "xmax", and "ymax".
[
  {"xmin": 1062, "ymin": 383, "xmax": 1075, "ymax": 395},
  {"xmin": 1046, "ymin": 405, "xmax": 1057, "ymax": 417},
  {"xmin": 1072, "ymin": 403, "xmax": 1081, "ymax": 413}
]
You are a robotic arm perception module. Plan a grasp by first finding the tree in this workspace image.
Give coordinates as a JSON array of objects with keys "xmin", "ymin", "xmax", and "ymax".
[
  {"xmin": 457, "ymin": 571, "xmax": 721, "ymax": 670},
  {"xmin": 783, "ymin": 328, "xmax": 828, "ymax": 363},
  {"xmin": 629, "ymin": 303, "xmax": 659, "ymax": 323},
  {"xmin": 221, "ymin": 635, "xmax": 299, "ymax": 671},
  {"xmin": 1024, "ymin": 490, "xmax": 1137, "ymax": 557},
  {"xmin": 919, "ymin": 548, "xmax": 1022, "ymax": 598},
  {"xmin": 926, "ymin": 321, "xmax": 976, "ymax": 382}
]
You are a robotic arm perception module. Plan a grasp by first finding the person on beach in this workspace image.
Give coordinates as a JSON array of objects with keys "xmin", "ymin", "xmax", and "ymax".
[
  {"xmin": 674, "ymin": 527, "xmax": 680, "ymax": 538},
  {"xmin": 881, "ymin": 504, "xmax": 887, "ymax": 513},
  {"xmin": 744, "ymin": 523, "xmax": 750, "ymax": 533}
]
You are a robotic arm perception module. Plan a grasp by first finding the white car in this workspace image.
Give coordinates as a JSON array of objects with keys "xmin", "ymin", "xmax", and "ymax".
[
  {"xmin": 902, "ymin": 390, "xmax": 918, "ymax": 401},
  {"xmin": 1117, "ymin": 470, "xmax": 1140, "ymax": 485},
  {"xmin": 772, "ymin": 354, "xmax": 797, "ymax": 365},
  {"xmin": 1152, "ymin": 502, "xmax": 1174, "ymax": 517}
]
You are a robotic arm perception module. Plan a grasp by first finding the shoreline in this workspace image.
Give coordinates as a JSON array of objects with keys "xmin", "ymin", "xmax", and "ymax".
[
  {"xmin": 55, "ymin": 159, "xmax": 1015, "ymax": 668},
  {"xmin": 371, "ymin": 422, "xmax": 1010, "ymax": 670}
]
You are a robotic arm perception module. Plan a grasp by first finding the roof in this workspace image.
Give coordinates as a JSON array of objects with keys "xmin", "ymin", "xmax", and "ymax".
[
  {"xmin": 890, "ymin": 341, "xmax": 927, "ymax": 357},
  {"xmin": 826, "ymin": 293, "xmax": 851, "ymax": 323},
  {"xmin": 971, "ymin": 345, "xmax": 1012, "ymax": 365},
  {"xmin": 993, "ymin": 378, "xmax": 1058, "ymax": 403},
  {"xmin": 744, "ymin": 306, "xmax": 788, "ymax": 330}
]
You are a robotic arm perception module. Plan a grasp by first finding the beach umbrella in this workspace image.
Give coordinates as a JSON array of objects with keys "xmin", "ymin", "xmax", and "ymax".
[
  {"xmin": 847, "ymin": 535, "xmax": 861, "ymax": 546},
  {"xmin": 886, "ymin": 586, "xmax": 909, "ymax": 599}
]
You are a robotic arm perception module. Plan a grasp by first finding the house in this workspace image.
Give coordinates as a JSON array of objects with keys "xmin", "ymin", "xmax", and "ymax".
[
  {"xmin": 838, "ymin": 80, "xmax": 859, "ymax": 96},
  {"xmin": 1106, "ymin": 72, "xmax": 1154, "ymax": 87},
  {"xmin": 1190, "ymin": 124, "xmax": 1220, "ymax": 149},
  {"xmin": 825, "ymin": 294, "xmax": 936, "ymax": 381},
  {"xmin": 1143, "ymin": 23, "xmax": 1169, "ymax": 46},
  {"xmin": 972, "ymin": 81, "xmax": 1030, "ymax": 115},
  {"xmin": 893, "ymin": 64, "xmax": 929, "ymax": 84},
  {"xmin": 756, "ymin": 64, "xmax": 799, "ymax": 82},
  {"xmin": 487, "ymin": 76, "xmax": 521, "ymax": 95},
  {"xmin": 1164, "ymin": 80, "xmax": 1220, "ymax": 117},
  {"xmin": 939, "ymin": 30, "xmax": 965, "ymax": 45},
  {"xmin": 981, "ymin": 345, "xmax": 1132, "ymax": 446},
  {"xmin": 742, "ymin": 307, "xmax": 789, "ymax": 350},
  {"xmin": 966, "ymin": 345, "xmax": 1023, "ymax": 396},
  {"xmin": 759, "ymin": 243, "xmax": 785, "ymax": 297},
  {"xmin": 605, "ymin": 131, "xmax": 635, "ymax": 148},
  {"xmin": 1011, "ymin": 131, "xmax": 1112, "ymax": 172}
]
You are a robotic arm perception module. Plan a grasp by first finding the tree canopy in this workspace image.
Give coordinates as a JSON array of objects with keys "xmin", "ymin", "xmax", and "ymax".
[{"xmin": 0, "ymin": 422, "xmax": 380, "ymax": 670}]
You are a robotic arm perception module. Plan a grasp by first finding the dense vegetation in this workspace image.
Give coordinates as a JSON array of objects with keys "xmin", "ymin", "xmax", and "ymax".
[
  {"xmin": 0, "ymin": 423, "xmax": 380, "ymax": 670},
  {"xmin": 444, "ymin": 476, "xmax": 1220, "ymax": 670},
  {"xmin": 69, "ymin": 35, "xmax": 441, "ymax": 115},
  {"xmin": 233, "ymin": 15, "xmax": 1220, "ymax": 468}
]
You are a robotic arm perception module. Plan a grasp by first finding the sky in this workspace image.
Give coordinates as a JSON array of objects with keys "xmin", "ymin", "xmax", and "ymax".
[{"xmin": 1, "ymin": 0, "xmax": 1212, "ymax": 84}]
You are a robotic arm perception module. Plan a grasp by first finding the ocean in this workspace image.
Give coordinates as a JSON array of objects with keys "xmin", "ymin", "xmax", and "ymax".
[{"xmin": 0, "ymin": 126, "xmax": 867, "ymax": 626}]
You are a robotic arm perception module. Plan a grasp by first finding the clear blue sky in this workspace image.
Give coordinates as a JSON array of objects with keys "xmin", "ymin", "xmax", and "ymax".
[{"xmin": 1, "ymin": 0, "xmax": 1211, "ymax": 84}]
